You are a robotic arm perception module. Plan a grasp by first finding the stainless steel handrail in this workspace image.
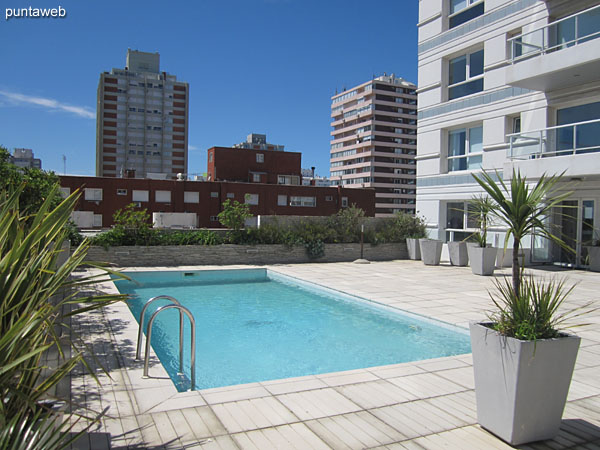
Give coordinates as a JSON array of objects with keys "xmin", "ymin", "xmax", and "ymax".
[
  {"xmin": 142, "ymin": 303, "xmax": 196, "ymax": 390},
  {"xmin": 136, "ymin": 295, "xmax": 183, "ymax": 365}
]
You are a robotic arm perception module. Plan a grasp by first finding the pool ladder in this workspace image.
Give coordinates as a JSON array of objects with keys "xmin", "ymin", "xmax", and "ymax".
[{"xmin": 135, "ymin": 295, "xmax": 196, "ymax": 390}]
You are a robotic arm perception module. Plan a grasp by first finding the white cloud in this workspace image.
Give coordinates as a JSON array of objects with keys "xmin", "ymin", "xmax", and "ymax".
[
  {"xmin": 188, "ymin": 145, "xmax": 200, "ymax": 151},
  {"xmin": 0, "ymin": 90, "xmax": 95, "ymax": 119}
]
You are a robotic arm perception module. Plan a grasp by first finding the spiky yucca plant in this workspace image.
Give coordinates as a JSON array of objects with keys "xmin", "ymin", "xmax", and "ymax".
[{"xmin": 0, "ymin": 185, "xmax": 128, "ymax": 449}]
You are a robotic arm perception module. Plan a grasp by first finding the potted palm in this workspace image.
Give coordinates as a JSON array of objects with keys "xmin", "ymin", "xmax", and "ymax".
[
  {"xmin": 469, "ymin": 170, "xmax": 583, "ymax": 445},
  {"xmin": 466, "ymin": 195, "xmax": 497, "ymax": 275}
]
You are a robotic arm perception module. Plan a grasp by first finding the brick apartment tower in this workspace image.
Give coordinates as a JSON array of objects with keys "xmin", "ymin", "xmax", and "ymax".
[
  {"xmin": 330, "ymin": 74, "xmax": 417, "ymax": 216},
  {"xmin": 96, "ymin": 49, "xmax": 189, "ymax": 179}
]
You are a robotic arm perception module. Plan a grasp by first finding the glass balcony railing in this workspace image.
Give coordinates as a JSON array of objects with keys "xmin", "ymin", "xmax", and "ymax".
[
  {"xmin": 508, "ymin": 119, "xmax": 600, "ymax": 160},
  {"xmin": 508, "ymin": 4, "xmax": 600, "ymax": 62}
]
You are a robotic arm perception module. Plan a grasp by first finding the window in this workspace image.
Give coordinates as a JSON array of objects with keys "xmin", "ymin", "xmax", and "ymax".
[
  {"xmin": 448, "ymin": 125, "xmax": 483, "ymax": 171},
  {"xmin": 132, "ymin": 190, "xmax": 149, "ymax": 202},
  {"xmin": 245, "ymin": 194, "xmax": 259, "ymax": 205},
  {"xmin": 277, "ymin": 195, "xmax": 287, "ymax": 206},
  {"xmin": 210, "ymin": 192, "xmax": 219, "ymax": 198},
  {"xmin": 325, "ymin": 196, "xmax": 333, "ymax": 201},
  {"xmin": 93, "ymin": 214, "xmax": 103, "ymax": 228},
  {"xmin": 256, "ymin": 153, "xmax": 264, "ymax": 163},
  {"xmin": 155, "ymin": 190, "xmax": 171, "ymax": 203},
  {"xmin": 117, "ymin": 189, "xmax": 127, "ymax": 196},
  {"xmin": 210, "ymin": 216, "xmax": 219, "ymax": 222},
  {"xmin": 446, "ymin": 202, "xmax": 479, "ymax": 240},
  {"xmin": 59, "ymin": 187, "xmax": 70, "ymax": 198},
  {"xmin": 84, "ymin": 188, "xmax": 102, "ymax": 201},
  {"xmin": 290, "ymin": 196, "xmax": 316, "ymax": 207},
  {"xmin": 277, "ymin": 175, "xmax": 300, "ymax": 185},
  {"xmin": 253, "ymin": 173, "xmax": 261, "ymax": 182},
  {"xmin": 341, "ymin": 197, "xmax": 349, "ymax": 207},
  {"xmin": 448, "ymin": 49, "xmax": 484, "ymax": 100},
  {"xmin": 226, "ymin": 193, "xmax": 235, "ymax": 199},
  {"xmin": 449, "ymin": 0, "xmax": 484, "ymax": 29},
  {"xmin": 184, "ymin": 191, "xmax": 199, "ymax": 203},
  {"xmin": 208, "ymin": 152, "xmax": 213, "ymax": 162},
  {"xmin": 512, "ymin": 116, "xmax": 521, "ymax": 134}
]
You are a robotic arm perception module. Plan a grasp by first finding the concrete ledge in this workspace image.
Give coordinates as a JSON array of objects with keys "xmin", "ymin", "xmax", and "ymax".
[{"xmin": 84, "ymin": 243, "xmax": 408, "ymax": 266}]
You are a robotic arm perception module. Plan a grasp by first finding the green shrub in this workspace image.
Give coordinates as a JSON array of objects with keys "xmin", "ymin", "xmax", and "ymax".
[
  {"xmin": 218, "ymin": 198, "xmax": 253, "ymax": 231},
  {"xmin": 371, "ymin": 212, "xmax": 427, "ymax": 243}
]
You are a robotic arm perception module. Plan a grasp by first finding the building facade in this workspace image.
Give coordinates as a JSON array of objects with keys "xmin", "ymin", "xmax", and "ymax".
[
  {"xmin": 59, "ymin": 176, "xmax": 375, "ymax": 228},
  {"xmin": 96, "ymin": 49, "xmax": 189, "ymax": 179},
  {"xmin": 417, "ymin": 0, "xmax": 600, "ymax": 267},
  {"xmin": 11, "ymin": 148, "xmax": 41, "ymax": 169},
  {"xmin": 330, "ymin": 74, "xmax": 418, "ymax": 217},
  {"xmin": 206, "ymin": 146, "xmax": 302, "ymax": 185}
]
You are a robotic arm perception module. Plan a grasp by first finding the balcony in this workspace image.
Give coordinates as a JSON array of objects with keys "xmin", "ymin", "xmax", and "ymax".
[
  {"xmin": 506, "ymin": 5, "xmax": 600, "ymax": 91},
  {"xmin": 506, "ymin": 119, "xmax": 600, "ymax": 178}
]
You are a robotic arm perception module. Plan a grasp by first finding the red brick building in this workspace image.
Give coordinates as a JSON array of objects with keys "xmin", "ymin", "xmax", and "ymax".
[
  {"xmin": 59, "ymin": 176, "xmax": 375, "ymax": 228},
  {"xmin": 207, "ymin": 146, "xmax": 302, "ymax": 185}
]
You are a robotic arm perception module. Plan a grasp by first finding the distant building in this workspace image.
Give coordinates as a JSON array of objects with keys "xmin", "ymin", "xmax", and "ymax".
[
  {"xmin": 233, "ymin": 133, "xmax": 284, "ymax": 151},
  {"xmin": 207, "ymin": 143, "xmax": 302, "ymax": 185},
  {"xmin": 330, "ymin": 74, "xmax": 417, "ymax": 217},
  {"xmin": 301, "ymin": 168, "xmax": 331, "ymax": 187},
  {"xmin": 11, "ymin": 148, "xmax": 41, "ymax": 169},
  {"xmin": 59, "ymin": 175, "xmax": 376, "ymax": 228},
  {"xmin": 96, "ymin": 49, "xmax": 189, "ymax": 179}
]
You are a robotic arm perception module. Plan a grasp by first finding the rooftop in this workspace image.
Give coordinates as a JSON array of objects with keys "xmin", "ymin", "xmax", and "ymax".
[{"xmin": 70, "ymin": 261, "xmax": 600, "ymax": 448}]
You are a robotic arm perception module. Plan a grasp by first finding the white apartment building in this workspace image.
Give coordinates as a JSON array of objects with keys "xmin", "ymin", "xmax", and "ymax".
[
  {"xmin": 417, "ymin": 0, "xmax": 600, "ymax": 267},
  {"xmin": 96, "ymin": 49, "xmax": 189, "ymax": 179},
  {"xmin": 11, "ymin": 148, "xmax": 41, "ymax": 169},
  {"xmin": 330, "ymin": 75, "xmax": 418, "ymax": 216}
]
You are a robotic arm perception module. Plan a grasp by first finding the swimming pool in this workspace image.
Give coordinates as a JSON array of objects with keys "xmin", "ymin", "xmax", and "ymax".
[{"xmin": 115, "ymin": 269, "xmax": 471, "ymax": 391}]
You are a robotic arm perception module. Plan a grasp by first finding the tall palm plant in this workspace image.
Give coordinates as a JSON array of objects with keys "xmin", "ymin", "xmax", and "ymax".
[
  {"xmin": 472, "ymin": 170, "xmax": 571, "ymax": 296},
  {"xmin": 0, "ymin": 184, "xmax": 128, "ymax": 448}
]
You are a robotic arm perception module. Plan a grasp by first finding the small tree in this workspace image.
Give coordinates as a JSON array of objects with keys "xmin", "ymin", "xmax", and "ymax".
[
  {"xmin": 112, "ymin": 203, "xmax": 154, "ymax": 245},
  {"xmin": 218, "ymin": 198, "xmax": 253, "ymax": 232},
  {"xmin": 468, "ymin": 195, "xmax": 495, "ymax": 247},
  {"xmin": 472, "ymin": 170, "xmax": 571, "ymax": 297}
]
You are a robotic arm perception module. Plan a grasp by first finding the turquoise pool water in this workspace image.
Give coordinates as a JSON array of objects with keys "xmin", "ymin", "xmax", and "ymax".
[{"xmin": 115, "ymin": 269, "xmax": 471, "ymax": 391}]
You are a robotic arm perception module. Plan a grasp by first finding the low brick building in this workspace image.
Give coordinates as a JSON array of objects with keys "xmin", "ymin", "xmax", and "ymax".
[
  {"xmin": 59, "ymin": 176, "xmax": 375, "ymax": 228},
  {"xmin": 207, "ymin": 146, "xmax": 302, "ymax": 185}
]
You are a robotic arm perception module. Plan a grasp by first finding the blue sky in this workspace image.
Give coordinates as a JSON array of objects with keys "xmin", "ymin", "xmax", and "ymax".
[{"xmin": 0, "ymin": 0, "xmax": 419, "ymax": 177}]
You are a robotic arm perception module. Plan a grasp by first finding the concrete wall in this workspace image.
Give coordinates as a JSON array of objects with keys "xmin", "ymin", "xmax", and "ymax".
[{"xmin": 84, "ymin": 243, "xmax": 407, "ymax": 267}]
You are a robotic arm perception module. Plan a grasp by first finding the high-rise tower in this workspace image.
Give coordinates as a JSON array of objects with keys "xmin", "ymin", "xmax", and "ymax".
[
  {"xmin": 330, "ymin": 74, "xmax": 417, "ymax": 216},
  {"xmin": 96, "ymin": 49, "xmax": 189, "ymax": 179}
]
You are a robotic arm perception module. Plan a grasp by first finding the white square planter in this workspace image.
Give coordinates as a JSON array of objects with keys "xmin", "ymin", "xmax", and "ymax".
[
  {"xmin": 406, "ymin": 238, "xmax": 421, "ymax": 260},
  {"xmin": 448, "ymin": 241, "xmax": 468, "ymax": 266},
  {"xmin": 467, "ymin": 245, "xmax": 497, "ymax": 276},
  {"xmin": 470, "ymin": 322, "xmax": 580, "ymax": 445},
  {"xmin": 419, "ymin": 239, "xmax": 442, "ymax": 265}
]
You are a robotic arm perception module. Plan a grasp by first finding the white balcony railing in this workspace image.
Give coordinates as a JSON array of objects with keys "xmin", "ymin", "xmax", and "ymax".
[
  {"xmin": 508, "ymin": 119, "xmax": 600, "ymax": 160},
  {"xmin": 508, "ymin": 4, "xmax": 600, "ymax": 62}
]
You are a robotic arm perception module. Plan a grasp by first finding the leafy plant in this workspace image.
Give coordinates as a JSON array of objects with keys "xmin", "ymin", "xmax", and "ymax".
[
  {"xmin": 326, "ymin": 205, "xmax": 365, "ymax": 243},
  {"xmin": 218, "ymin": 198, "xmax": 253, "ymax": 233},
  {"xmin": 0, "ymin": 184, "xmax": 128, "ymax": 448},
  {"xmin": 303, "ymin": 239, "xmax": 325, "ymax": 259},
  {"xmin": 472, "ymin": 170, "xmax": 572, "ymax": 297},
  {"xmin": 489, "ymin": 275, "xmax": 590, "ymax": 340},
  {"xmin": 468, "ymin": 195, "xmax": 495, "ymax": 247}
]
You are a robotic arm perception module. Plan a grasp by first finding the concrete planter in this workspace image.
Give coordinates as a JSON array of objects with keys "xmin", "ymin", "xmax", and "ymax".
[
  {"xmin": 448, "ymin": 241, "xmax": 468, "ymax": 266},
  {"xmin": 470, "ymin": 322, "xmax": 580, "ymax": 445},
  {"xmin": 467, "ymin": 245, "xmax": 497, "ymax": 276},
  {"xmin": 406, "ymin": 238, "xmax": 421, "ymax": 260},
  {"xmin": 419, "ymin": 239, "xmax": 442, "ymax": 265},
  {"xmin": 587, "ymin": 246, "xmax": 600, "ymax": 272}
]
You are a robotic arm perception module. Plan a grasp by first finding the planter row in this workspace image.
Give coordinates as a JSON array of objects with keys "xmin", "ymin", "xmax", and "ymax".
[{"xmin": 408, "ymin": 239, "xmax": 506, "ymax": 276}]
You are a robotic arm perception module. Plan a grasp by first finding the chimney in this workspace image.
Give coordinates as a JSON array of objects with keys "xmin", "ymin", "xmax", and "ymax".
[{"xmin": 311, "ymin": 166, "xmax": 315, "ymax": 178}]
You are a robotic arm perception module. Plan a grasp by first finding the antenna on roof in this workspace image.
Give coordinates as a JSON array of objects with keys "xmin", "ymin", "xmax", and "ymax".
[{"xmin": 62, "ymin": 154, "xmax": 66, "ymax": 175}]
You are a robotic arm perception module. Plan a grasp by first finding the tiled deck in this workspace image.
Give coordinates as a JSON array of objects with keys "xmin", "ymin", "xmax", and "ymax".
[{"xmin": 70, "ymin": 261, "xmax": 600, "ymax": 449}]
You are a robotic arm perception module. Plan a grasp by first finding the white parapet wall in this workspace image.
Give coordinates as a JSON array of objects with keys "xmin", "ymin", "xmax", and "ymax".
[
  {"xmin": 71, "ymin": 211, "xmax": 94, "ymax": 229},
  {"xmin": 152, "ymin": 212, "xmax": 197, "ymax": 229}
]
